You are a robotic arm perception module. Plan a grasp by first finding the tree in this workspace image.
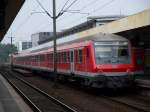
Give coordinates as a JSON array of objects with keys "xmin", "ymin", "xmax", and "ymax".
[{"xmin": 0, "ymin": 43, "xmax": 17, "ymax": 63}]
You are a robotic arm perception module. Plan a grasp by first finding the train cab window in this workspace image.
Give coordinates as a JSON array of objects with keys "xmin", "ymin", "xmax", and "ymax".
[{"xmin": 94, "ymin": 41, "xmax": 130, "ymax": 64}]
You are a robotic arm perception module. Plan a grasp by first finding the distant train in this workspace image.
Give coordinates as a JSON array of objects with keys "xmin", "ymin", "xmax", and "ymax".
[{"xmin": 13, "ymin": 33, "xmax": 144, "ymax": 88}]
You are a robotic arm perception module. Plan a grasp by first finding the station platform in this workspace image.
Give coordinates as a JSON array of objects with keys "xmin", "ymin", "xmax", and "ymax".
[
  {"xmin": 135, "ymin": 72, "xmax": 150, "ymax": 88},
  {"xmin": 135, "ymin": 78, "xmax": 150, "ymax": 88},
  {"xmin": 0, "ymin": 73, "xmax": 33, "ymax": 112}
]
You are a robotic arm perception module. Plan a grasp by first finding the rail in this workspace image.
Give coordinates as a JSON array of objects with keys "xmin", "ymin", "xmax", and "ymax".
[{"xmin": 1, "ymin": 70, "xmax": 77, "ymax": 112}]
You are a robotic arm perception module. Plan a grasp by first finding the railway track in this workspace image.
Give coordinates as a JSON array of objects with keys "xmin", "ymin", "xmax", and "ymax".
[
  {"xmin": 0, "ymin": 70, "xmax": 77, "ymax": 112},
  {"xmin": 135, "ymin": 79, "xmax": 150, "ymax": 89},
  {"xmin": 103, "ymin": 95, "xmax": 150, "ymax": 112},
  {"xmin": 1, "ymin": 67, "xmax": 150, "ymax": 112}
]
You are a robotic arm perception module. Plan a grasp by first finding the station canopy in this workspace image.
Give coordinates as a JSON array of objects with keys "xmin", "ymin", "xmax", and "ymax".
[{"xmin": 0, "ymin": 0, "xmax": 25, "ymax": 41}]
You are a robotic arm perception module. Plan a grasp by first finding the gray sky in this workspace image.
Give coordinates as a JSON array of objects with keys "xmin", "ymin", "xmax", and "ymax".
[{"xmin": 2, "ymin": 0, "xmax": 150, "ymax": 43}]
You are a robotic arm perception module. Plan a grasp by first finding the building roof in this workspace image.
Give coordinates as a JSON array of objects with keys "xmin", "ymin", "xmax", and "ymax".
[{"xmin": 78, "ymin": 9, "xmax": 150, "ymax": 37}]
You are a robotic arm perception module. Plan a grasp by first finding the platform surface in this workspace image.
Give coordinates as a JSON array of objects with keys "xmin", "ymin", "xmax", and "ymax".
[{"xmin": 0, "ymin": 73, "xmax": 33, "ymax": 112}]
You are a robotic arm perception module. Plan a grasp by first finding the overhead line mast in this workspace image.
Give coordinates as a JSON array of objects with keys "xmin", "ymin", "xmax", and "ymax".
[
  {"xmin": 52, "ymin": 0, "xmax": 57, "ymax": 84},
  {"xmin": 34, "ymin": 0, "xmax": 78, "ymax": 85}
]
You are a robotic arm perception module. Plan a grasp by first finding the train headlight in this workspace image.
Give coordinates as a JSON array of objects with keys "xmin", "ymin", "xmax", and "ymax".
[
  {"xmin": 98, "ymin": 69, "xmax": 103, "ymax": 73},
  {"xmin": 126, "ymin": 69, "xmax": 131, "ymax": 73}
]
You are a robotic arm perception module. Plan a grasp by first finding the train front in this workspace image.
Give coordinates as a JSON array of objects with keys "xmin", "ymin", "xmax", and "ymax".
[{"xmin": 93, "ymin": 40, "xmax": 143, "ymax": 88}]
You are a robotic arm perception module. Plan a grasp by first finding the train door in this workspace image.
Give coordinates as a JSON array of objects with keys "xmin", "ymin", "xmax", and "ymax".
[{"xmin": 70, "ymin": 50, "xmax": 74, "ymax": 73}]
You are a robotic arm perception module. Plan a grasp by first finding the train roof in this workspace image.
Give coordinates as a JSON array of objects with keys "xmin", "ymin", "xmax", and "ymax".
[
  {"xmin": 15, "ymin": 33, "xmax": 128, "ymax": 57},
  {"xmin": 68, "ymin": 33, "xmax": 128, "ymax": 43},
  {"xmin": 54, "ymin": 33, "xmax": 128, "ymax": 49}
]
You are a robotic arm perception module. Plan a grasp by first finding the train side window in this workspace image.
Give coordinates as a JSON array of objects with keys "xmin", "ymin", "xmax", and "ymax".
[
  {"xmin": 60, "ymin": 53, "xmax": 62, "ymax": 63},
  {"xmin": 47, "ymin": 54, "xmax": 51, "ymax": 63},
  {"xmin": 59, "ymin": 52, "xmax": 61, "ymax": 63},
  {"xmin": 40, "ymin": 55, "xmax": 44, "ymax": 62},
  {"xmin": 49, "ymin": 54, "xmax": 51, "ymax": 63},
  {"xmin": 57, "ymin": 53, "xmax": 59, "ymax": 63},
  {"xmin": 78, "ymin": 49, "xmax": 82, "ymax": 63},
  {"xmin": 33, "ymin": 56, "xmax": 34, "ymax": 62},
  {"xmin": 40, "ymin": 55, "xmax": 42, "ymax": 62},
  {"xmin": 35, "ymin": 55, "xmax": 37, "ymax": 62},
  {"xmin": 61, "ymin": 52, "xmax": 64, "ymax": 63},
  {"xmin": 37, "ymin": 55, "xmax": 39, "ymax": 62},
  {"xmin": 64, "ymin": 52, "xmax": 67, "ymax": 63},
  {"xmin": 71, "ymin": 51, "xmax": 73, "ymax": 62},
  {"xmin": 51, "ymin": 53, "xmax": 54, "ymax": 63},
  {"xmin": 67, "ymin": 52, "xmax": 70, "ymax": 63},
  {"xmin": 60, "ymin": 52, "xmax": 62, "ymax": 63},
  {"xmin": 86, "ymin": 48, "xmax": 89, "ymax": 58},
  {"xmin": 62, "ymin": 52, "xmax": 64, "ymax": 63},
  {"xmin": 56, "ymin": 53, "xmax": 59, "ymax": 63},
  {"xmin": 32, "ymin": 56, "xmax": 34, "ymax": 62},
  {"xmin": 38, "ymin": 55, "xmax": 40, "ymax": 62},
  {"xmin": 79, "ymin": 49, "xmax": 82, "ymax": 63},
  {"xmin": 58, "ymin": 52, "xmax": 61, "ymax": 63},
  {"xmin": 75, "ymin": 50, "xmax": 78, "ymax": 63},
  {"xmin": 30, "ymin": 56, "xmax": 32, "ymax": 62},
  {"xmin": 56, "ymin": 53, "xmax": 58, "ymax": 63},
  {"xmin": 58, "ymin": 52, "xmax": 60, "ymax": 63}
]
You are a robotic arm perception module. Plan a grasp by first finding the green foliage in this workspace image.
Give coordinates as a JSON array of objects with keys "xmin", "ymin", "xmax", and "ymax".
[{"xmin": 0, "ymin": 43, "xmax": 17, "ymax": 63}]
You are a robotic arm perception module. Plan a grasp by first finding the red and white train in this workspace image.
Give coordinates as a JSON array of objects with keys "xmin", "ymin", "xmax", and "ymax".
[{"xmin": 13, "ymin": 33, "xmax": 144, "ymax": 88}]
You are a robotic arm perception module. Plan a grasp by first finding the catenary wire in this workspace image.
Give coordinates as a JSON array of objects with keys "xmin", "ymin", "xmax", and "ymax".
[
  {"xmin": 34, "ymin": 0, "xmax": 52, "ymax": 18},
  {"xmin": 13, "ymin": 0, "xmax": 44, "ymax": 35},
  {"xmin": 58, "ymin": 0, "xmax": 71, "ymax": 14},
  {"xmin": 62, "ymin": 0, "xmax": 115, "ymax": 29}
]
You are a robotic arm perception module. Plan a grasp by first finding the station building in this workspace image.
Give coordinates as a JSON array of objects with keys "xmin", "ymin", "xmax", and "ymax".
[
  {"xmin": 15, "ymin": 41, "xmax": 32, "ymax": 51},
  {"xmin": 31, "ymin": 32, "xmax": 53, "ymax": 47}
]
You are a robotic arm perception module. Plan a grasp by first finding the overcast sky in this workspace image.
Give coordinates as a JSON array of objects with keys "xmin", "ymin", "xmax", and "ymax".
[{"xmin": 2, "ymin": 0, "xmax": 150, "ymax": 44}]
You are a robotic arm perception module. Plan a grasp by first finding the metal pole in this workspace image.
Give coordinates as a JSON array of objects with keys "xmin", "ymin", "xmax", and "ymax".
[{"xmin": 53, "ymin": 0, "xmax": 57, "ymax": 83}]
